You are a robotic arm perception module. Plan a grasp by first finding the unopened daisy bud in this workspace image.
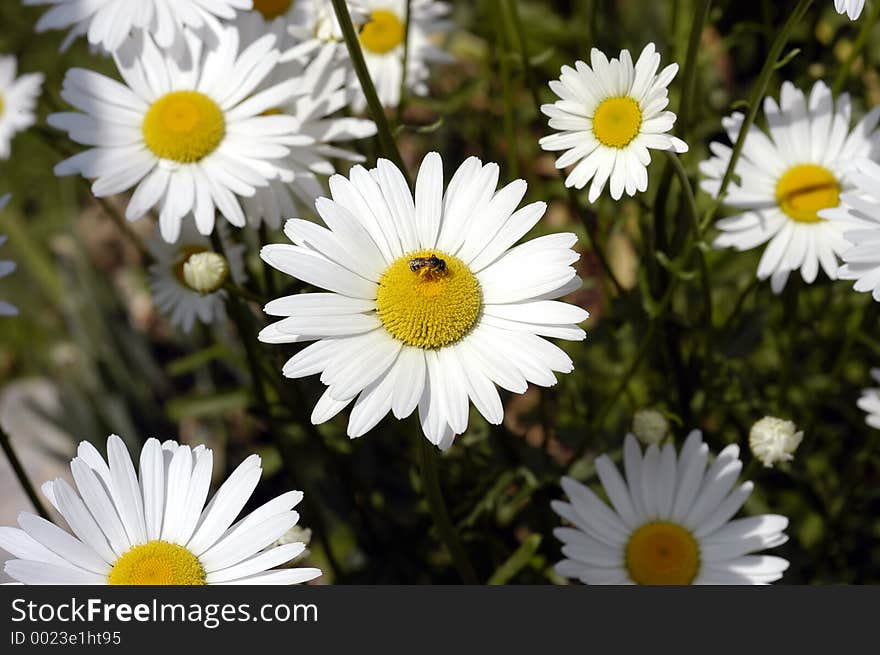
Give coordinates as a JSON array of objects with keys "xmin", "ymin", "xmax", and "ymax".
[
  {"xmin": 749, "ymin": 416, "xmax": 803, "ymax": 468},
  {"xmin": 182, "ymin": 251, "xmax": 229, "ymax": 295},
  {"xmin": 632, "ymin": 409, "xmax": 669, "ymax": 445}
]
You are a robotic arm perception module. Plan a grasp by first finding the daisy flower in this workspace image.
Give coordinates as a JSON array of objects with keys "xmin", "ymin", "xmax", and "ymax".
[
  {"xmin": 284, "ymin": 0, "xmax": 369, "ymax": 65},
  {"xmin": 22, "ymin": 0, "xmax": 252, "ymax": 53},
  {"xmin": 701, "ymin": 81, "xmax": 880, "ymax": 293},
  {"xmin": 49, "ymin": 27, "xmax": 308, "ymax": 243},
  {"xmin": 148, "ymin": 223, "xmax": 246, "ymax": 333},
  {"xmin": 0, "ymin": 194, "xmax": 17, "ymax": 316},
  {"xmin": 260, "ymin": 152, "xmax": 589, "ymax": 449},
  {"xmin": 0, "ymin": 434, "xmax": 322, "ymax": 585},
  {"xmin": 749, "ymin": 416, "xmax": 802, "ymax": 468},
  {"xmin": 835, "ymin": 0, "xmax": 865, "ymax": 19},
  {"xmin": 539, "ymin": 43, "xmax": 688, "ymax": 203},
  {"xmin": 857, "ymin": 369, "xmax": 880, "ymax": 429},
  {"xmin": 0, "ymin": 56, "xmax": 44, "ymax": 160},
  {"xmin": 552, "ymin": 431, "xmax": 790, "ymax": 585},
  {"xmin": 822, "ymin": 159, "xmax": 880, "ymax": 300},
  {"xmin": 234, "ymin": 12, "xmax": 377, "ymax": 228},
  {"xmin": 353, "ymin": 0, "xmax": 453, "ymax": 111}
]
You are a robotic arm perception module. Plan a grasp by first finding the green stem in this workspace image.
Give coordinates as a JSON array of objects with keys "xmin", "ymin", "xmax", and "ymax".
[
  {"xmin": 0, "ymin": 423, "xmax": 51, "ymax": 520},
  {"xmin": 504, "ymin": 0, "xmax": 624, "ymax": 296},
  {"xmin": 330, "ymin": 0, "xmax": 411, "ymax": 183},
  {"xmin": 397, "ymin": 0, "xmax": 413, "ymax": 123},
  {"xmin": 92, "ymin": 193, "xmax": 154, "ymax": 264},
  {"xmin": 677, "ymin": 0, "xmax": 713, "ymax": 134},
  {"xmin": 417, "ymin": 437, "xmax": 479, "ymax": 584},
  {"xmin": 494, "ymin": 0, "xmax": 519, "ymax": 178},
  {"xmin": 832, "ymin": 0, "xmax": 880, "ymax": 95},
  {"xmin": 702, "ymin": 0, "xmax": 813, "ymax": 229}
]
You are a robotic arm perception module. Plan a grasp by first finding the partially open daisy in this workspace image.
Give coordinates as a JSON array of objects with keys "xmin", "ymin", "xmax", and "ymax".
[
  {"xmin": 0, "ymin": 56, "xmax": 44, "ymax": 160},
  {"xmin": 835, "ymin": 0, "xmax": 865, "ymax": 19},
  {"xmin": 0, "ymin": 194, "xmax": 17, "ymax": 317},
  {"xmin": 148, "ymin": 223, "xmax": 246, "ymax": 333},
  {"xmin": 0, "ymin": 435, "xmax": 321, "ymax": 585},
  {"xmin": 858, "ymin": 369, "xmax": 880, "ymax": 429},
  {"xmin": 50, "ymin": 27, "xmax": 305, "ymax": 243},
  {"xmin": 234, "ymin": 11, "xmax": 377, "ymax": 228},
  {"xmin": 260, "ymin": 153, "xmax": 589, "ymax": 449},
  {"xmin": 821, "ymin": 159, "xmax": 880, "ymax": 300},
  {"xmin": 540, "ymin": 43, "xmax": 688, "ymax": 202},
  {"xmin": 702, "ymin": 81, "xmax": 880, "ymax": 293},
  {"xmin": 353, "ymin": 0, "xmax": 453, "ymax": 111},
  {"xmin": 552, "ymin": 431, "xmax": 789, "ymax": 585},
  {"xmin": 23, "ymin": 0, "xmax": 252, "ymax": 53}
]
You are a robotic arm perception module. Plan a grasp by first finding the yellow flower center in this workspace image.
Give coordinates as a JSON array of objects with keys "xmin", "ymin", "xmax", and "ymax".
[
  {"xmin": 142, "ymin": 91, "xmax": 225, "ymax": 163},
  {"xmin": 775, "ymin": 164, "xmax": 840, "ymax": 224},
  {"xmin": 108, "ymin": 540, "xmax": 206, "ymax": 585},
  {"xmin": 0, "ymin": 94, "xmax": 5, "ymax": 117},
  {"xmin": 360, "ymin": 9, "xmax": 406, "ymax": 54},
  {"xmin": 592, "ymin": 97, "xmax": 643, "ymax": 148},
  {"xmin": 625, "ymin": 521, "xmax": 700, "ymax": 585},
  {"xmin": 376, "ymin": 249, "xmax": 482, "ymax": 349},
  {"xmin": 253, "ymin": 0, "xmax": 293, "ymax": 19}
]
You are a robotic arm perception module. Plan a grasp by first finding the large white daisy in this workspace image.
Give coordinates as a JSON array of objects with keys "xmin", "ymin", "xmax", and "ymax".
[
  {"xmin": 0, "ymin": 194, "xmax": 17, "ymax": 316},
  {"xmin": 234, "ymin": 11, "xmax": 377, "ymax": 228},
  {"xmin": 857, "ymin": 368, "xmax": 880, "ymax": 429},
  {"xmin": 353, "ymin": 0, "xmax": 453, "ymax": 111},
  {"xmin": 539, "ymin": 43, "xmax": 688, "ymax": 202},
  {"xmin": 259, "ymin": 152, "xmax": 589, "ymax": 449},
  {"xmin": 0, "ymin": 56, "xmax": 44, "ymax": 160},
  {"xmin": 50, "ymin": 27, "xmax": 307, "ymax": 243},
  {"xmin": 701, "ymin": 81, "xmax": 880, "ymax": 293},
  {"xmin": 22, "ymin": 0, "xmax": 253, "ymax": 53},
  {"xmin": 821, "ymin": 159, "xmax": 880, "ymax": 300},
  {"xmin": 148, "ymin": 223, "xmax": 246, "ymax": 333},
  {"xmin": 0, "ymin": 434, "xmax": 322, "ymax": 585},
  {"xmin": 835, "ymin": 0, "xmax": 865, "ymax": 19},
  {"xmin": 552, "ymin": 431, "xmax": 790, "ymax": 585}
]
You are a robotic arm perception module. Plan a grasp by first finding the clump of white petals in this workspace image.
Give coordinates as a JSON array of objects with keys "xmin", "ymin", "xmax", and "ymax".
[
  {"xmin": 749, "ymin": 416, "xmax": 803, "ymax": 468},
  {"xmin": 183, "ymin": 252, "xmax": 230, "ymax": 295},
  {"xmin": 632, "ymin": 409, "xmax": 669, "ymax": 445}
]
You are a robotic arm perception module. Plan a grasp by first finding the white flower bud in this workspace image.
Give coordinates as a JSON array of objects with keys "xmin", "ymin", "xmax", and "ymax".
[
  {"xmin": 182, "ymin": 251, "xmax": 229, "ymax": 295},
  {"xmin": 749, "ymin": 416, "xmax": 802, "ymax": 468},
  {"xmin": 632, "ymin": 409, "xmax": 669, "ymax": 445}
]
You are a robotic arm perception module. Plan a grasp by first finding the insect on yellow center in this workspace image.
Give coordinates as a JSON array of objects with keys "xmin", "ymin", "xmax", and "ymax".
[
  {"xmin": 108, "ymin": 540, "xmax": 206, "ymax": 585},
  {"xmin": 592, "ymin": 96, "xmax": 643, "ymax": 148},
  {"xmin": 142, "ymin": 91, "xmax": 225, "ymax": 163},
  {"xmin": 376, "ymin": 249, "xmax": 482, "ymax": 349},
  {"xmin": 625, "ymin": 521, "xmax": 700, "ymax": 585},
  {"xmin": 253, "ymin": 0, "xmax": 294, "ymax": 19},
  {"xmin": 360, "ymin": 9, "xmax": 406, "ymax": 54},
  {"xmin": 775, "ymin": 164, "xmax": 840, "ymax": 224}
]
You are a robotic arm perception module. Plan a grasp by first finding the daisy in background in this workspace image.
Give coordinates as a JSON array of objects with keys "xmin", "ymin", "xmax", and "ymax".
[
  {"xmin": 701, "ymin": 81, "xmax": 880, "ymax": 293},
  {"xmin": 353, "ymin": 0, "xmax": 453, "ymax": 110},
  {"xmin": 0, "ymin": 56, "xmax": 44, "ymax": 160},
  {"xmin": 540, "ymin": 43, "xmax": 688, "ymax": 203},
  {"xmin": 50, "ymin": 27, "xmax": 308, "ymax": 244},
  {"xmin": 260, "ymin": 152, "xmax": 589, "ymax": 449},
  {"xmin": 835, "ymin": 0, "xmax": 865, "ymax": 19},
  {"xmin": 0, "ymin": 194, "xmax": 17, "ymax": 316},
  {"xmin": 857, "ymin": 369, "xmax": 880, "ymax": 429},
  {"xmin": 553, "ymin": 431, "xmax": 789, "ymax": 585},
  {"xmin": 148, "ymin": 223, "xmax": 246, "ymax": 333},
  {"xmin": 234, "ymin": 11, "xmax": 377, "ymax": 228},
  {"xmin": 23, "ymin": 0, "xmax": 252, "ymax": 53},
  {"xmin": 284, "ymin": 0, "xmax": 369, "ymax": 65},
  {"xmin": 821, "ymin": 159, "xmax": 880, "ymax": 300},
  {"xmin": 0, "ymin": 434, "xmax": 321, "ymax": 585}
]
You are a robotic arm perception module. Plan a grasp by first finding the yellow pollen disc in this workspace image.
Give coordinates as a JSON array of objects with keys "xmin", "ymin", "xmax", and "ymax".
[
  {"xmin": 142, "ymin": 91, "xmax": 225, "ymax": 163},
  {"xmin": 625, "ymin": 521, "xmax": 700, "ymax": 585},
  {"xmin": 376, "ymin": 249, "xmax": 481, "ymax": 349},
  {"xmin": 593, "ymin": 96, "xmax": 643, "ymax": 148},
  {"xmin": 775, "ymin": 164, "xmax": 840, "ymax": 224},
  {"xmin": 253, "ymin": 0, "xmax": 293, "ymax": 19},
  {"xmin": 360, "ymin": 9, "xmax": 406, "ymax": 54},
  {"xmin": 108, "ymin": 540, "xmax": 206, "ymax": 585}
]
